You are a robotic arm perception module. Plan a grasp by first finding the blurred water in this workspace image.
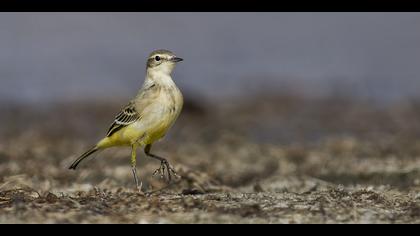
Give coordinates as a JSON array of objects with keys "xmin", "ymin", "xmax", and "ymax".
[{"xmin": 0, "ymin": 12, "xmax": 420, "ymax": 105}]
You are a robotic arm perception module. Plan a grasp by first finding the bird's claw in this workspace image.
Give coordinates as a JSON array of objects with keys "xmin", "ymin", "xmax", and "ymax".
[
  {"xmin": 137, "ymin": 181, "xmax": 143, "ymax": 192},
  {"xmin": 152, "ymin": 159, "xmax": 179, "ymax": 182}
]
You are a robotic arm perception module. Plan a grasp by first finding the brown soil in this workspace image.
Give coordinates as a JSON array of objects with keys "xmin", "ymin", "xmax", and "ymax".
[{"xmin": 1, "ymin": 94, "xmax": 420, "ymax": 223}]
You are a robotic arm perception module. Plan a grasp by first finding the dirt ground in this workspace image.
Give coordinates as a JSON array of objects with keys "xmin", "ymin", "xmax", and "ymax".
[{"xmin": 1, "ymin": 94, "xmax": 420, "ymax": 223}]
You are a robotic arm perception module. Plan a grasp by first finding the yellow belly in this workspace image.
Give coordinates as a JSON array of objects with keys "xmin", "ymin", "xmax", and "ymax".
[
  {"xmin": 97, "ymin": 118, "xmax": 173, "ymax": 148},
  {"xmin": 143, "ymin": 123, "xmax": 169, "ymax": 145}
]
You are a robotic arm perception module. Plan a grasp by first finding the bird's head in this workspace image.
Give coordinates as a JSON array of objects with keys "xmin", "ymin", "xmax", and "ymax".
[{"xmin": 146, "ymin": 49, "xmax": 183, "ymax": 75}]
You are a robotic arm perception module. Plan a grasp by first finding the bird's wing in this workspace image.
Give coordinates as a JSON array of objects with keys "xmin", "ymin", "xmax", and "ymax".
[
  {"xmin": 105, "ymin": 83, "xmax": 160, "ymax": 137},
  {"xmin": 106, "ymin": 101, "xmax": 141, "ymax": 137}
]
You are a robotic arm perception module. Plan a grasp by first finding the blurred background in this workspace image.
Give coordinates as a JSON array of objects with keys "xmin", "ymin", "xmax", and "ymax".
[
  {"xmin": 1, "ymin": 12, "xmax": 420, "ymax": 105},
  {"xmin": 1, "ymin": 13, "xmax": 420, "ymax": 223}
]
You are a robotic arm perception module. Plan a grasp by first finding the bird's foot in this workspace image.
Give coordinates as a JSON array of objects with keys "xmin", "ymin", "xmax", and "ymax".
[
  {"xmin": 131, "ymin": 181, "xmax": 145, "ymax": 196},
  {"xmin": 136, "ymin": 182, "xmax": 145, "ymax": 195},
  {"xmin": 132, "ymin": 167, "xmax": 145, "ymax": 195},
  {"xmin": 152, "ymin": 159, "xmax": 179, "ymax": 182}
]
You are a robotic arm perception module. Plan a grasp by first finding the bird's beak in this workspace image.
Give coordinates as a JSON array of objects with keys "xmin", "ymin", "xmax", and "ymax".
[{"xmin": 170, "ymin": 57, "xmax": 183, "ymax": 63}]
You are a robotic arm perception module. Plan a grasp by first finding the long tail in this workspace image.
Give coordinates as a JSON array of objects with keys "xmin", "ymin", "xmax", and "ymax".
[{"xmin": 69, "ymin": 146, "xmax": 99, "ymax": 170}]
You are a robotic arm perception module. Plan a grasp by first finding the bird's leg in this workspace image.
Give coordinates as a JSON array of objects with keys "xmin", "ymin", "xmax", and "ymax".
[
  {"xmin": 144, "ymin": 144, "xmax": 178, "ymax": 182},
  {"xmin": 131, "ymin": 144, "xmax": 142, "ymax": 192}
]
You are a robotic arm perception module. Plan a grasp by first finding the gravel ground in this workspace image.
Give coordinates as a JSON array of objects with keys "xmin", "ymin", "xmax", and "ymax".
[{"xmin": 1, "ymin": 94, "xmax": 420, "ymax": 223}]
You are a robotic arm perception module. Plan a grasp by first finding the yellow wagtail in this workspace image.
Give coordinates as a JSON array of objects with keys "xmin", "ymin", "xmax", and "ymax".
[{"xmin": 69, "ymin": 49, "xmax": 184, "ymax": 190}]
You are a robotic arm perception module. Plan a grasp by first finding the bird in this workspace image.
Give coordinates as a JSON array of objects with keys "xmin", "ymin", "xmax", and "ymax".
[{"xmin": 68, "ymin": 49, "xmax": 184, "ymax": 191}]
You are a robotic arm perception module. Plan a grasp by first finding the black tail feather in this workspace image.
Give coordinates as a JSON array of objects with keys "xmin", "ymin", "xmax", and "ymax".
[{"xmin": 69, "ymin": 146, "xmax": 99, "ymax": 170}]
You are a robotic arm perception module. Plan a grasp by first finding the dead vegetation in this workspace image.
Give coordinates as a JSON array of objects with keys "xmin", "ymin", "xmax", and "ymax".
[{"xmin": 1, "ymin": 94, "xmax": 420, "ymax": 223}]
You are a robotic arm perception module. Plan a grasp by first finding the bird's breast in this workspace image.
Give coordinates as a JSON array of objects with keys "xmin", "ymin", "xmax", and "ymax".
[{"xmin": 140, "ymin": 85, "xmax": 183, "ymax": 144}]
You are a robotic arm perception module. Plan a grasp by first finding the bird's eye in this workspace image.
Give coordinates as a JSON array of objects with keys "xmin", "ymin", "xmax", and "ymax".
[{"xmin": 155, "ymin": 56, "xmax": 161, "ymax": 61}]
